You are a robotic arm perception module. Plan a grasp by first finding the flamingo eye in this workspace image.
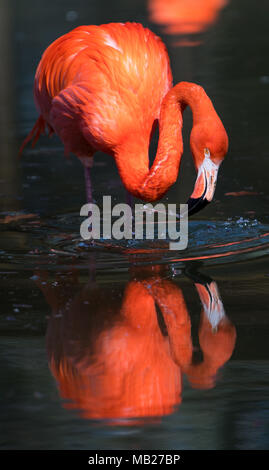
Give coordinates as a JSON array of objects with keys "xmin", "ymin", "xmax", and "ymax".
[{"xmin": 204, "ymin": 148, "xmax": 210, "ymax": 158}]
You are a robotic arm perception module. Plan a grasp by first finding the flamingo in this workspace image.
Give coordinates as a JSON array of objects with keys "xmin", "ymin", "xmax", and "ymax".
[{"xmin": 20, "ymin": 22, "xmax": 228, "ymax": 215}]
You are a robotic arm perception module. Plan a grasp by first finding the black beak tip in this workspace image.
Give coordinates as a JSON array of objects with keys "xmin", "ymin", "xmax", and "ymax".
[{"xmin": 187, "ymin": 197, "xmax": 210, "ymax": 216}]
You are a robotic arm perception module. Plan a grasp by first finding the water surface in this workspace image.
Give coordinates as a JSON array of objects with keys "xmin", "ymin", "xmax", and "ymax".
[{"xmin": 1, "ymin": 0, "xmax": 269, "ymax": 450}]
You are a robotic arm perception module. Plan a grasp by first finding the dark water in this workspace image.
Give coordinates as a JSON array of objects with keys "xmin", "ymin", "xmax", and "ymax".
[{"xmin": 1, "ymin": 0, "xmax": 269, "ymax": 450}]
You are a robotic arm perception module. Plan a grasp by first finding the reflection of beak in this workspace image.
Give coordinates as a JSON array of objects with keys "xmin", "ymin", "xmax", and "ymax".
[
  {"xmin": 187, "ymin": 155, "xmax": 219, "ymax": 216},
  {"xmin": 195, "ymin": 281, "xmax": 225, "ymax": 331}
]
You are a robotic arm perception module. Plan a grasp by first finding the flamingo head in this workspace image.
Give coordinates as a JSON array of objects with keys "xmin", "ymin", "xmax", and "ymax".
[{"xmin": 188, "ymin": 119, "xmax": 229, "ymax": 216}]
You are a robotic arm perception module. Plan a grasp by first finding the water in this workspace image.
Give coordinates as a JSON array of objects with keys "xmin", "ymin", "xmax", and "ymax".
[{"xmin": 1, "ymin": 0, "xmax": 269, "ymax": 450}]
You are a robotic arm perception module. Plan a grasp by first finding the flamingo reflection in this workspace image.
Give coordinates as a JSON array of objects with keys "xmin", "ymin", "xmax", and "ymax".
[
  {"xmin": 35, "ymin": 266, "xmax": 236, "ymax": 423},
  {"xmin": 148, "ymin": 0, "xmax": 228, "ymax": 46}
]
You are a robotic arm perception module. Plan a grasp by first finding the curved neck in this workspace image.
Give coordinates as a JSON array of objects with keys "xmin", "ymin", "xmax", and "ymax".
[{"xmin": 114, "ymin": 82, "xmax": 214, "ymax": 201}]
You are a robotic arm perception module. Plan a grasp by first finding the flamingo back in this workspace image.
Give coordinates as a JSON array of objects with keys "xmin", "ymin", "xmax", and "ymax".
[{"xmin": 34, "ymin": 23, "xmax": 173, "ymax": 157}]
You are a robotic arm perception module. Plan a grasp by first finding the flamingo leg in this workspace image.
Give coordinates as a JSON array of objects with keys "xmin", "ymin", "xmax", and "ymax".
[
  {"xmin": 79, "ymin": 156, "xmax": 94, "ymax": 203},
  {"xmin": 84, "ymin": 166, "xmax": 93, "ymax": 203},
  {"xmin": 82, "ymin": 165, "xmax": 96, "ymax": 249}
]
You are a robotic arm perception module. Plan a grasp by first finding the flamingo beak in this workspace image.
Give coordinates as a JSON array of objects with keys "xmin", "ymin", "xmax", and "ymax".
[{"xmin": 187, "ymin": 150, "xmax": 219, "ymax": 216}]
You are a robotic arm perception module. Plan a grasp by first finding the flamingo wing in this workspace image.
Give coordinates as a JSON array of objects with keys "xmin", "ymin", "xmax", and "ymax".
[{"xmin": 21, "ymin": 23, "xmax": 172, "ymax": 159}]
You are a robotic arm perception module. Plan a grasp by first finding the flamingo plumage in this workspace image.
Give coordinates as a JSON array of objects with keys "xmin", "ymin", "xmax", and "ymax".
[{"xmin": 21, "ymin": 22, "xmax": 228, "ymax": 214}]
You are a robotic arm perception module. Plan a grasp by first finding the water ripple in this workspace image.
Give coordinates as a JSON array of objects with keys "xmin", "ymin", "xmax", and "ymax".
[{"xmin": 1, "ymin": 212, "xmax": 269, "ymax": 271}]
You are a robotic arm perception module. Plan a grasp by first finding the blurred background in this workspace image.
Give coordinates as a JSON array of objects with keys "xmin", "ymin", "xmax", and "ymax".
[{"xmin": 1, "ymin": 0, "xmax": 269, "ymax": 450}]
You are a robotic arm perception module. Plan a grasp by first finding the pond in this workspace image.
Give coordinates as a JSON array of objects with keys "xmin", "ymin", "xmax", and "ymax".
[{"xmin": 0, "ymin": 0, "xmax": 269, "ymax": 450}]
